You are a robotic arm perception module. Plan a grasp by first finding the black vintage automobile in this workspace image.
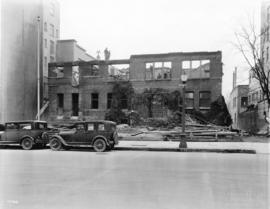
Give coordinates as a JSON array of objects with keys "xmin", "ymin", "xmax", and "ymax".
[
  {"xmin": 49, "ymin": 120, "xmax": 118, "ymax": 152},
  {"xmin": 0, "ymin": 121, "xmax": 49, "ymax": 150}
]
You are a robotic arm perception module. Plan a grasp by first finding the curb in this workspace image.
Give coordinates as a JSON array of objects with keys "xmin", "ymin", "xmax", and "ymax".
[{"xmin": 114, "ymin": 147, "xmax": 256, "ymax": 154}]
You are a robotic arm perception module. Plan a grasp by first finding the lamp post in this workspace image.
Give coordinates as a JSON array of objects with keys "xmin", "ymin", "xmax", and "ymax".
[
  {"xmin": 179, "ymin": 74, "xmax": 188, "ymax": 148},
  {"xmin": 37, "ymin": 16, "xmax": 41, "ymax": 121}
]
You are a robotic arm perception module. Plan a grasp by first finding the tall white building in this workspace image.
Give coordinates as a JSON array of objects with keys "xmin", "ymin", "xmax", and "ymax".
[
  {"xmin": 41, "ymin": 0, "xmax": 60, "ymax": 100},
  {"xmin": 0, "ymin": 0, "xmax": 60, "ymax": 122}
]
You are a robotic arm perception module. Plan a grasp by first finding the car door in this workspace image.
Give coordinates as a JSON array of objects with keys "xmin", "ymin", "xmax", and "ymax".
[
  {"xmin": 69, "ymin": 123, "xmax": 86, "ymax": 144},
  {"xmin": 17, "ymin": 122, "xmax": 32, "ymax": 141},
  {"xmin": 85, "ymin": 122, "xmax": 95, "ymax": 144},
  {"xmin": 35, "ymin": 122, "xmax": 48, "ymax": 143},
  {"xmin": 5, "ymin": 123, "xmax": 19, "ymax": 144},
  {"xmin": 86, "ymin": 122, "xmax": 98, "ymax": 144},
  {"xmin": 97, "ymin": 122, "xmax": 106, "ymax": 137},
  {"xmin": 91, "ymin": 122, "xmax": 107, "ymax": 142}
]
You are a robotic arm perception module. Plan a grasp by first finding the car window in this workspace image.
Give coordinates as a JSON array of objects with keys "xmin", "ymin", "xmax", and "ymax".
[
  {"xmin": 6, "ymin": 123, "xmax": 18, "ymax": 130},
  {"xmin": 110, "ymin": 124, "xmax": 116, "ymax": 132},
  {"xmin": 87, "ymin": 123, "xmax": 94, "ymax": 131},
  {"xmin": 98, "ymin": 124, "xmax": 105, "ymax": 131},
  {"xmin": 0, "ymin": 124, "xmax": 5, "ymax": 131},
  {"xmin": 76, "ymin": 124, "xmax": 85, "ymax": 131},
  {"xmin": 18, "ymin": 123, "xmax": 32, "ymax": 130},
  {"xmin": 37, "ymin": 123, "xmax": 47, "ymax": 130}
]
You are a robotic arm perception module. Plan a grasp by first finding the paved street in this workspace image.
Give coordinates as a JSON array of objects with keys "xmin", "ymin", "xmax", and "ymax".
[{"xmin": 0, "ymin": 148, "xmax": 268, "ymax": 209}]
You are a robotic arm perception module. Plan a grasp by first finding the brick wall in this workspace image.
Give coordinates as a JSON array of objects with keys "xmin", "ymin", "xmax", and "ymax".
[{"xmin": 48, "ymin": 51, "xmax": 223, "ymax": 122}]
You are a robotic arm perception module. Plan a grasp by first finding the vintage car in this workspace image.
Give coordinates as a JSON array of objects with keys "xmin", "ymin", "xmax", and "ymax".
[
  {"xmin": 49, "ymin": 120, "xmax": 118, "ymax": 152},
  {"xmin": 0, "ymin": 121, "xmax": 49, "ymax": 150}
]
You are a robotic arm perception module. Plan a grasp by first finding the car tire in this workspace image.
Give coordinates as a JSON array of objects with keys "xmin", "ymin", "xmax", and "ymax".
[
  {"xmin": 21, "ymin": 138, "xmax": 33, "ymax": 150},
  {"xmin": 50, "ymin": 138, "xmax": 62, "ymax": 151},
  {"xmin": 93, "ymin": 138, "xmax": 107, "ymax": 152}
]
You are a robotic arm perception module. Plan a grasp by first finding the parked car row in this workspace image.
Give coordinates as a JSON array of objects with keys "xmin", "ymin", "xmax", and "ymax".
[{"xmin": 0, "ymin": 120, "xmax": 118, "ymax": 152}]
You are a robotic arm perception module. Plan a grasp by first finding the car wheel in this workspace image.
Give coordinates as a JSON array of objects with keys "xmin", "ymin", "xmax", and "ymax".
[
  {"xmin": 21, "ymin": 138, "xmax": 33, "ymax": 150},
  {"xmin": 50, "ymin": 138, "xmax": 62, "ymax": 151},
  {"xmin": 93, "ymin": 138, "xmax": 107, "ymax": 152}
]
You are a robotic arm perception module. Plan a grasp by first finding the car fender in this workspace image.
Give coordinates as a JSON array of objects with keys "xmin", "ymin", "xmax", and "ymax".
[
  {"xmin": 50, "ymin": 135, "xmax": 68, "ymax": 146},
  {"xmin": 92, "ymin": 135, "xmax": 109, "ymax": 145},
  {"xmin": 20, "ymin": 135, "xmax": 35, "ymax": 144}
]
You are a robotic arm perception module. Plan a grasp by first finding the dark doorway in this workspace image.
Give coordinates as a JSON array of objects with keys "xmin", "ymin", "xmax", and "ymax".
[
  {"xmin": 72, "ymin": 93, "xmax": 79, "ymax": 116},
  {"xmin": 57, "ymin": 93, "xmax": 64, "ymax": 115},
  {"xmin": 91, "ymin": 93, "xmax": 99, "ymax": 109}
]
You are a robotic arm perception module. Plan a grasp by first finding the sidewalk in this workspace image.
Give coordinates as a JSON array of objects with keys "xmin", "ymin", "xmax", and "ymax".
[{"xmin": 115, "ymin": 141, "xmax": 270, "ymax": 154}]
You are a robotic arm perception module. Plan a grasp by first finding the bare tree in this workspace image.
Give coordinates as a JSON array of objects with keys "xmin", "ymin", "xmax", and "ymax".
[{"xmin": 234, "ymin": 19, "xmax": 270, "ymax": 107}]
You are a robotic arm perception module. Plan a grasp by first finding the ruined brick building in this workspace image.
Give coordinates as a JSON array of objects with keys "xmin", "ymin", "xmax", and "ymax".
[{"xmin": 47, "ymin": 51, "xmax": 223, "ymax": 122}]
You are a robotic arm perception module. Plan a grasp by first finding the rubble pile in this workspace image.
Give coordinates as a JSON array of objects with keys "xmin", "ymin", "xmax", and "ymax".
[
  {"xmin": 117, "ymin": 113, "xmax": 240, "ymax": 142},
  {"xmin": 163, "ymin": 124, "xmax": 239, "ymax": 141}
]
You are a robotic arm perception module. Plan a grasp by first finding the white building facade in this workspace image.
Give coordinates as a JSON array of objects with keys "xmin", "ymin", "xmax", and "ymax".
[{"xmin": 0, "ymin": 0, "xmax": 60, "ymax": 122}]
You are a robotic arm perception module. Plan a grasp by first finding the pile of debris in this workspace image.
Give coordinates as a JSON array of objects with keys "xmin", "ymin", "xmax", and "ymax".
[
  {"xmin": 162, "ymin": 124, "xmax": 240, "ymax": 141},
  {"xmin": 154, "ymin": 114, "xmax": 240, "ymax": 141},
  {"xmin": 117, "ymin": 114, "xmax": 241, "ymax": 142}
]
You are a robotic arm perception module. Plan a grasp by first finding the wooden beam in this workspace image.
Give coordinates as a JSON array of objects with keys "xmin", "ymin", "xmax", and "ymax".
[{"xmin": 49, "ymin": 59, "xmax": 130, "ymax": 68}]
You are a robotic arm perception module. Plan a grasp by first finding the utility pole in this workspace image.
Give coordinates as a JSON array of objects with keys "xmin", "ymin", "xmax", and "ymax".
[
  {"xmin": 182, "ymin": 84, "xmax": 186, "ymax": 133},
  {"xmin": 37, "ymin": 16, "xmax": 40, "ymax": 121}
]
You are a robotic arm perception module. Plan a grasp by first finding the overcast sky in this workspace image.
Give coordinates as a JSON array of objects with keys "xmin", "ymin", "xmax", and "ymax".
[{"xmin": 58, "ymin": 0, "xmax": 262, "ymax": 98}]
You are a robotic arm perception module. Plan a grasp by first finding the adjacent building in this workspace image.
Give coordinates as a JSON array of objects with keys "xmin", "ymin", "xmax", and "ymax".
[
  {"xmin": 241, "ymin": 1, "xmax": 270, "ymax": 133},
  {"xmin": 0, "ymin": 0, "xmax": 60, "ymax": 122},
  {"xmin": 40, "ymin": 39, "xmax": 95, "ymax": 119},
  {"xmin": 228, "ymin": 69, "xmax": 248, "ymax": 129},
  {"xmin": 56, "ymin": 39, "xmax": 95, "ymax": 62},
  {"xmin": 42, "ymin": 0, "xmax": 60, "ymax": 100},
  {"xmin": 47, "ymin": 51, "xmax": 223, "ymax": 122},
  {"xmin": 259, "ymin": 1, "xmax": 270, "ymax": 132},
  {"xmin": 261, "ymin": 1, "xmax": 270, "ymax": 86}
]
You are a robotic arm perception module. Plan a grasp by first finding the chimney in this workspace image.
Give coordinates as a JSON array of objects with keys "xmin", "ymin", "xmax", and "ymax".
[{"xmin": 233, "ymin": 67, "xmax": 237, "ymax": 89}]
